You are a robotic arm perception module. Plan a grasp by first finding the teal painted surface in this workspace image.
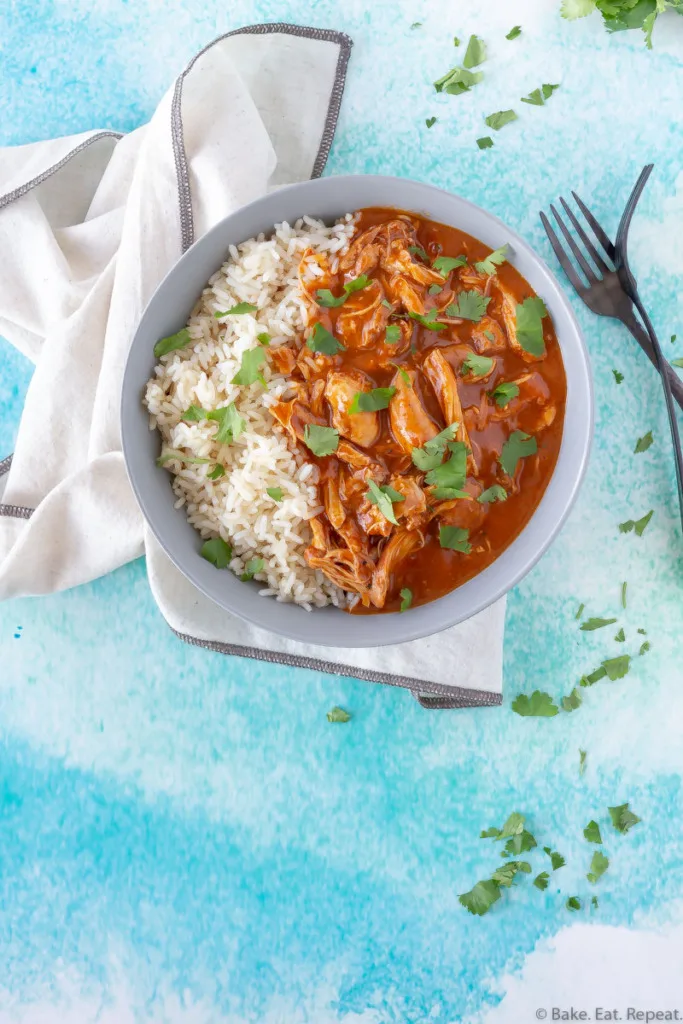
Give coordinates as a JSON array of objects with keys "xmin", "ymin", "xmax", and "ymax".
[{"xmin": 1, "ymin": 1, "xmax": 683, "ymax": 1019}]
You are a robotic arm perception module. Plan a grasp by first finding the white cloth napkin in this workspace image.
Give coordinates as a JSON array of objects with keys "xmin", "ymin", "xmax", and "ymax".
[{"xmin": 0, "ymin": 24, "xmax": 504, "ymax": 708}]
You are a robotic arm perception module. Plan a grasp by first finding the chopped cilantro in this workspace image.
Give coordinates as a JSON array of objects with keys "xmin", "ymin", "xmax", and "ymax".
[
  {"xmin": 425, "ymin": 116, "xmax": 438, "ymax": 128},
  {"xmin": 580, "ymin": 666, "xmax": 607, "ymax": 687},
  {"xmin": 426, "ymin": 441, "xmax": 468, "ymax": 498},
  {"xmin": 432, "ymin": 254, "xmax": 468, "ymax": 275},
  {"xmin": 207, "ymin": 465, "xmax": 225, "ymax": 480},
  {"xmin": 521, "ymin": 88, "xmax": 544, "ymax": 107},
  {"xmin": 561, "ymin": 687, "xmax": 582, "ymax": 712},
  {"xmin": 463, "ymin": 34, "xmax": 487, "ymax": 69},
  {"xmin": 207, "ymin": 402, "xmax": 246, "ymax": 443},
  {"xmin": 621, "ymin": 581, "xmax": 628, "ymax": 608},
  {"xmin": 485, "ymin": 109, "xmax": 518, "ymax": 131},
  {"xmin": 609, "ymin": 803, "xmax": 641, "ymax": 835},
  {"xmin": 453, "ymin": 35, "xmax": 460, "ymax": 46},
  {"xmin": 499, "ymin": 430, "xmax": 537, "ymax": 476},
  {"xmin": 349, "ymin": 386, "xmax": 396, "ymax": 413},
  {"xmin": 257, "ymin": 332, "xmax": 271, "ymax": 346},
  {"xmin": 434, "ymin": 66, "xmax": 484, "ymax": 95},
  {"xmin": 327, "ymin": 706, "xmax": 351, "ymax": 723},
  {"xmin": 392, "ymin": 363, "xmax": 411, "ymax": 386},
  {"xmin": 475, "ymin": 244, "xmax": 509, "ymax": 275},
  {"xmin": 566, "ymin": 896, "xmax": 581, "ymax": 912},
  {"xmin": 214, "ymin": 302, "xmax": 258, "ymax": 317},
  {"xmin": 516, "ymin": 296, "xmax": 547, "ymax": 356},
  {"xmin": 580, "ymin": 617, "xmax": 617, "ymax": 631},
  {"xmin": 408, "ymin": 308, "xmax": 446, "ymax": 331},
  {"xmin": 579, "ymin": 749, "xmax": 587, "ymax": 774},
  {"xmin": 503, "ymin": 830, "xmax": 537, "ymax": 856},
  {"xmin": 200, "ymin": 537, "xmax": 232, "ymax": 568},
  {"xmin": 498, "ymin": 812, "xmax": 525, "ymax": 838},
  {"xmin": 240, "ymin": 556, "xmax": 264, "ymax": 581},
  {"xmin": 316, "ymin": 274, "xmax": 371, "ymax": 308},
  {"xmin": 591, "ymin": 895, "xmax": 599, "ymax": 909},
  {"xmin": 634, "ymin": 430, "xmax": 653, "ymax": 453},
  {"xmin": 477, "ymin": 136, "xmax": 494, "ymax": 150},
  {"xmin": 411, "ymin": 424, "xmax": 459, "ymax": 471},
  {"xmin": 385, "ymin": 324, "xmax": 402, "ymax": 344},
  {"xmin": 462, "ymin": 352, "xmax": 494, "ymax": 377},
  {"xmin": 408, "ymin": 245, "xmax": 428, "ymax": 262},
  {"xmin": 672, "ymin": 334, "xmax": 678, "ymax": 343},
  {"xmin": 492, "ymin": 861, "xmax": 531, "ymax": 886},
  {"xmin": 575, "ymin": 602, "xmax": 585, "ymax": 620},
  {"xmin": 613, "ymin": 369, "xmax": 624, "ymax": 384},
  {"xmin": 307, "ymin": 322, "xmax": 345, "ymax": 355},
  {"xmin": 400, "ymin": 588, "xmax": 413, "ymax": 612},
  {"xmin": 367, "ymin": 480, "xmax": 405, "ymax": 525},
  {"xmin": 156, "ymin": 449, "xmax": 210, "ymax": 467},
  {"xmin": 543, "ymin": 83, "xmax": 560, "ymax": 98},
  {"xmin": 545, "ymin": 848, "xmax": 566, "ymax": 870},
  {"xmin": 506, "ymin": 25, "xmax": 522, "ymax": 39},
  {"xmin": 619, "ymin": 510, "xmax": 654, "ymax": 536},
  {"xmin": 266, "ymin": 486, "xmax": 283, "ymax": 501},
  {"xmin": 491, "ymin": 381, "xmax": 520, "ymax": 407},
  {"xmin": 602, "ymin": 654, "xmax": 631, "ymax": 681},
  {"xmin": 428, "ymin": 284, "xmax": 443, "ymax": 295},
  {"xmin": 231, "ymin": 347, "xmax": 267, "ymax": 387},
  {"xmin": 445, "ymin": 290, "xmax": 491, "ymax": 321},
  {"xmin": 614, "ymin": 627, "xmax": 626, "ymax": 643},
  {"xmin": 303, "ymin": 424, "xmax": 339, "ymax": 457},
  {"xmin": 182, "ymin": 404, "xmax": 208, "ymax": 422},
  {"xmin": 533, "ymin": 872, "xmax": 549, "ymax": 890},
  {"xmin": 458, "ymin": 879, "xmax": 501, "ymax": 917},
  {"xmin": 583, "ymin": 820, "xmax": 602, "ymax": 844},
  {"xmin": 410, "ymin": 20, "xmax": 422, "ymax": 28},
  {"xmin": 637, "ymin": 628, "xmax": 647, "ymax": 635},
  {"xmin": 154, "ymin": 327, "xmax": 191, "ymax": 359},
  {"xmin": 439, "ymin": 525, "xmax": 471, "ymax": 553},
  {"xmin": 511, "ymin": 691, "xmax": 559, "ymax": 717},
  {"xmin": 477, "ymin": 484, "xmax": 507, "ymax": 503},
  {"xmin": 639, "ymin": 641, "xmax": 651, "ymax": 655}
]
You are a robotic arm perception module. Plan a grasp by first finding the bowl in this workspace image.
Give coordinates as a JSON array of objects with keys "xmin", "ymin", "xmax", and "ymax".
[{"xmin": 121, "ymin": 174, "xmax": 593, "ymax": 648}]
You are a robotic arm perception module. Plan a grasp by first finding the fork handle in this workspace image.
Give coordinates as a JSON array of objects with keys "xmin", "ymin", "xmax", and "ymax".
[{"xmin": 620, "ymin": 310, "xmax": 683, "ymax": 412}]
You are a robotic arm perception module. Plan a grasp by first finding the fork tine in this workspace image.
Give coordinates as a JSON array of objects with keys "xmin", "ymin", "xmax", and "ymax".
[
  {"xmin": 560, "ymin": 197, "xmax": 611, "ymax": 275},
  {"xmin": 571, "ymin": 191, "xmax": 616, "ymax": 261},
  {"xmin": 540, "ymin": 211, "xmax": 586, "ymax": 294},
  {"xmin": 550, "ymin": 204, "xmax": 598, "ymax": 284}
]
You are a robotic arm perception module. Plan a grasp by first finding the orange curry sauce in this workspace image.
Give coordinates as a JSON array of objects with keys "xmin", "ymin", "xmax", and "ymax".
[{"xmin": 271, "ymin": 208, "xmax": 567, "ymax": 614}]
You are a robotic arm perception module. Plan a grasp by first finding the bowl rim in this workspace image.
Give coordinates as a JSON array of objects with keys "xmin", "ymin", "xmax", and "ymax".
[{"xmin": 121, "ymin": 173, "xmax": 593, "ymax": 648}]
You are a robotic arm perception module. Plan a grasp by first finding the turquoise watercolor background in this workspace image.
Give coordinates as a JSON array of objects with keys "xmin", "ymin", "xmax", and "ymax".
[{"xmin": 1, "ymin": 1, "xmax": 683, "ymax": 1020}]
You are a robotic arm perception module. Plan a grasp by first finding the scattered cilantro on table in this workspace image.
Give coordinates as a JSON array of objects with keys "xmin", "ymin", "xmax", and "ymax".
[
  {"xmin": 511, "ymin": 691, "xmax": 559, "ymax": 717},
  {"xmin": 326, "ymin": 706, "xmax": 351, "ymax": 723}
]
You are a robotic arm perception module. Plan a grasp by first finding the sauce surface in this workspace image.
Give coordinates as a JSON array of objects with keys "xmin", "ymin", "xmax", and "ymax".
[{"xmin": 270, "ymin": 208, "xmax": 567, "ymax": 613}]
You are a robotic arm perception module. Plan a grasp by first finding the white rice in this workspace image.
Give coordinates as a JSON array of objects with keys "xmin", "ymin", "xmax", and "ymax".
[{"xmin": 144, "ymin": 215, "xmax": 357, "ymax": 610}]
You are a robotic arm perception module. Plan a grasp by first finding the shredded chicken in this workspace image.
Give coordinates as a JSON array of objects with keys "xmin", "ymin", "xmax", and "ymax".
[
  {"xmin": 325, "ymin": 368, "xmax": 381, "ymax": 448},
  {"xmin": 422, "ymin": 348, "xmax": 477, "ymax": 472},
  {"xmin": 389, "ymin": 367, "xmax": 439, "ymax": 454}
]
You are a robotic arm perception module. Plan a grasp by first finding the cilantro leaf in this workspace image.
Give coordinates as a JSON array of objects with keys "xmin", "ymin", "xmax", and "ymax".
[
  {"xmin": 587, "ymin": 850, "xmax": 609, "ymax": 884},
  {"xmin": 475, "ymin": 244, "xmax": 509, "ymax": 275},
  {"xmin": 231, "ymin": 348, "xmax": 267, "ymax": 387},
  {"xmin": 583, "ymin": 820, "xmax": 602, "ymax": 844},
  {"xmin": 327, "ymin": 706, "xmax": 351, "ymax": 723},
  {"xmin": 257, "ymin": 332, "xmax": 271, "ymax": 346},
  {"xmin": 609, "ymin": 803, "xmax": 641, "ymax": 834},
  {"xmin": 349, "ymin": 387, "xmax": 396, "ymax": 413},
  {"xmin": 511, "ymin": 691, "xmax": 559, "ymax": 717},
  {"xmin": 408, "ymin": 245, "xmax": 428, "ymax": 261},
  {"xmin": 533, "ymin": 872, "xmax": 549, "ymax": 890},
  {"xmin": 500, "ymin": 430, "xmax": 537, "ymax": 476},
  {"xmin": 453, "ymin": 35, "xmax": 460, "ymax": 46},
  {"xmin": 367, "ymin": 480, "xmax": 405, "ymax": 525},
  {"xmin": 207, "ymin": 465, "xmax": 225, "ymax": 480},
  {"xmin": 426, "ymin": 441, "xmax": 468, "ymax": 498},
  {"xmin": 621, "ymin": 581, "xmax": 628, "ymax": 608},
  {"xmin": 433, "ymin": 255, "xmax": 468, "ymax": 275},
  {"xmin": 303, "ymin": 424, "xmax": 339, "ymax": 457},
  {"xmin": 425, "ymin": 116, "xmax": 438, "ymax": 129},
  {"xmin": 214, "ymin": 302, "xmax": 258, "ymax": 318},
  {"xmin": 240, "ymin": 556, "xmax": 264, "ymax": 581},
  {"xmin": 434, "ymin": 66, "xmax": 484, "ymax": 95},
  {"xmin": 614, "ymin": 627, "xmax": 626, "ymax": 642},
  {"xmin": 463, "ymin": 34, "xmax": 487, "ymax": 68},
  {"xmin": 400, "ymin": 588, "xmax": 412, "ymax": 612},
  {"xmin": 207, "ymin": 402, "xmax": 246, "ymax": 443},
  {"xmin": 507, "ymin": 25, "xmax": 522, "ymax": 39},
  {"xmin": 439, "ymin": 525, "xmax": 471, "ymax": 553},
  {"xmin": 576, "ymin": 602, "xmax": 585, "ymax": 620},
  {"xmin": 503, "ymin": 830, "xmax": 537, "ymax": 856},
  {"xmin": 480, "ymin": 827, "xmax": 502, "ymax": 839},
  {"xmin": 619, "ymin": 509, "xmax": 654, "ymax": 536},
  {"xmin": 316, "ymin": 275, "xmax": 371, "ymax": 308},
  {"xmin": 634, "ymin": 430, "xmax": 653, "ymax": 453},
  {"xmin": 521, "ymin": 88, "xmax": 544, "ymax": 106},
  {"xmin": 579, "ymin": 749, "xmax": 587, "ymax": 774},
  {"xmin": 200, "ymin": 537, "xmax": 232, "ymax": 568},
  {"xmin": 392, "ymin": 363, "xmax": 411, "ymax": 386},
  {"xmin": 561, "ymin": 0, "xmax": 594, "ymax": 19},
  {"xmin": 640, "ymin": 640, "xmax": 651, "ymax": 655},
  {"xmin": 307, "ymin": 322, "xmax": 345, "ymax": 355},
  {"xmin": 492, "ymin": 861, "xmax": 531, "ymax": 887},
  {"xmin": 491, "ymin": 381, "xmax": 520, "ymax": 407},
  {"xmin": 580, "ymin": 666, "xmax": 607, "ymax": 687},
  {"xmin": 566, "ymin": 896, "xmax": 581, "ymax": 912},
  {"xmin": 445, "ymin": 290, "xmax": 491, "ymax": 322},
  {"xmin": 410, "ymin": 21, "xmax": 422, "ymax": 28},
  {"xmin": 516, "ymin": 297, "xmax": 548, "ymax": 356},
  {"xmin": 499, "ymin": 812, "xmax": 525, "ymax": 837},
  {"xmin": 477, "ymin": 136, "xmax": 494, "ymax": 150},
  {"xmin": 385, "ymin": 324, "xmax": 402, "ymax": 344},
  {"xmin": 485, "ymin": 110, "xmax": 518, "ymax": 131},
  {"xmin": 408, "ymin": 308, "xmax": 446, "ymax": 331},
  {"xmin": 266, "ymin": 486, "xmax": 283, "ymax": 501},
  {"xmin": 580, "ymin": 617, "xmax": 617, "ymax": 631},
  {"xmin": 602, "ymin": 654, "xmax": 631, "ymax": 681},
  {"xmin": 462, "ymin": 352, "xmax": 494, "ymax": 377},
  {"xmin": 458, "ymin": 879, "xmax": 501, "ymax": 916},
  {"xmin": 545, "ymin": 848, "xmax": 566, "ymax": 870},
  {"xmin": 156, "ymin": 449, "xmax": 210, "ymax": 467},
  {"xmin": 613, "ymin": 369, "xmax": 624, "ymax": 383},
  {"xmin": 543, "ymin": 83, "xmax": 560, "ymax": 98},
  {"xmin": 477, "ymin": 484, "xmax": 507, "ymax": 503},
  {"xmin": 154, "ymin": 327, "xmax": 191, "ymax": 359},
  {"xmin": 428, "ymin": 284, "xmax": 443, "ymax": 295},
  {"xmin": 182, "ymin": 404, "xmax": 208, "ymax": 422},
  {"xmin": 591, "ymin": 895, "xmax": 599, "ymax": 909},
  {"xmin": 411, "ymin": 424, "xmax": 459, "ymax": 471},
  {"xmin": 561, "ymin": 687, "xmax": 582, "ymax": 712}
]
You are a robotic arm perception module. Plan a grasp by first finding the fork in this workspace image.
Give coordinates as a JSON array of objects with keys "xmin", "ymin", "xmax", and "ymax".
[{"xmin": 540, "ymin": 171, "xmax": 683, "ymax": 533}]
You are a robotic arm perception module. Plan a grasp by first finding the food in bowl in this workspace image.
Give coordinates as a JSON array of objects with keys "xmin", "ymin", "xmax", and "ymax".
[{"xmin": 144, "ymin": 208, "xmax": 566, "ymax": 614}]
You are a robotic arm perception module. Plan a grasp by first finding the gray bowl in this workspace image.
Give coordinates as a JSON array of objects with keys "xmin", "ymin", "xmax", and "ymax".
[{"xmin": 121, "ymin": 174, "xmax": 592, "ymax": 648}]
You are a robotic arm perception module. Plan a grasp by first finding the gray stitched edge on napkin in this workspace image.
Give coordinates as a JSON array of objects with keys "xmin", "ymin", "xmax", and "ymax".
[{"xmin": 0, "ymin": 23, "xmax": 503, "ymax": 710}]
